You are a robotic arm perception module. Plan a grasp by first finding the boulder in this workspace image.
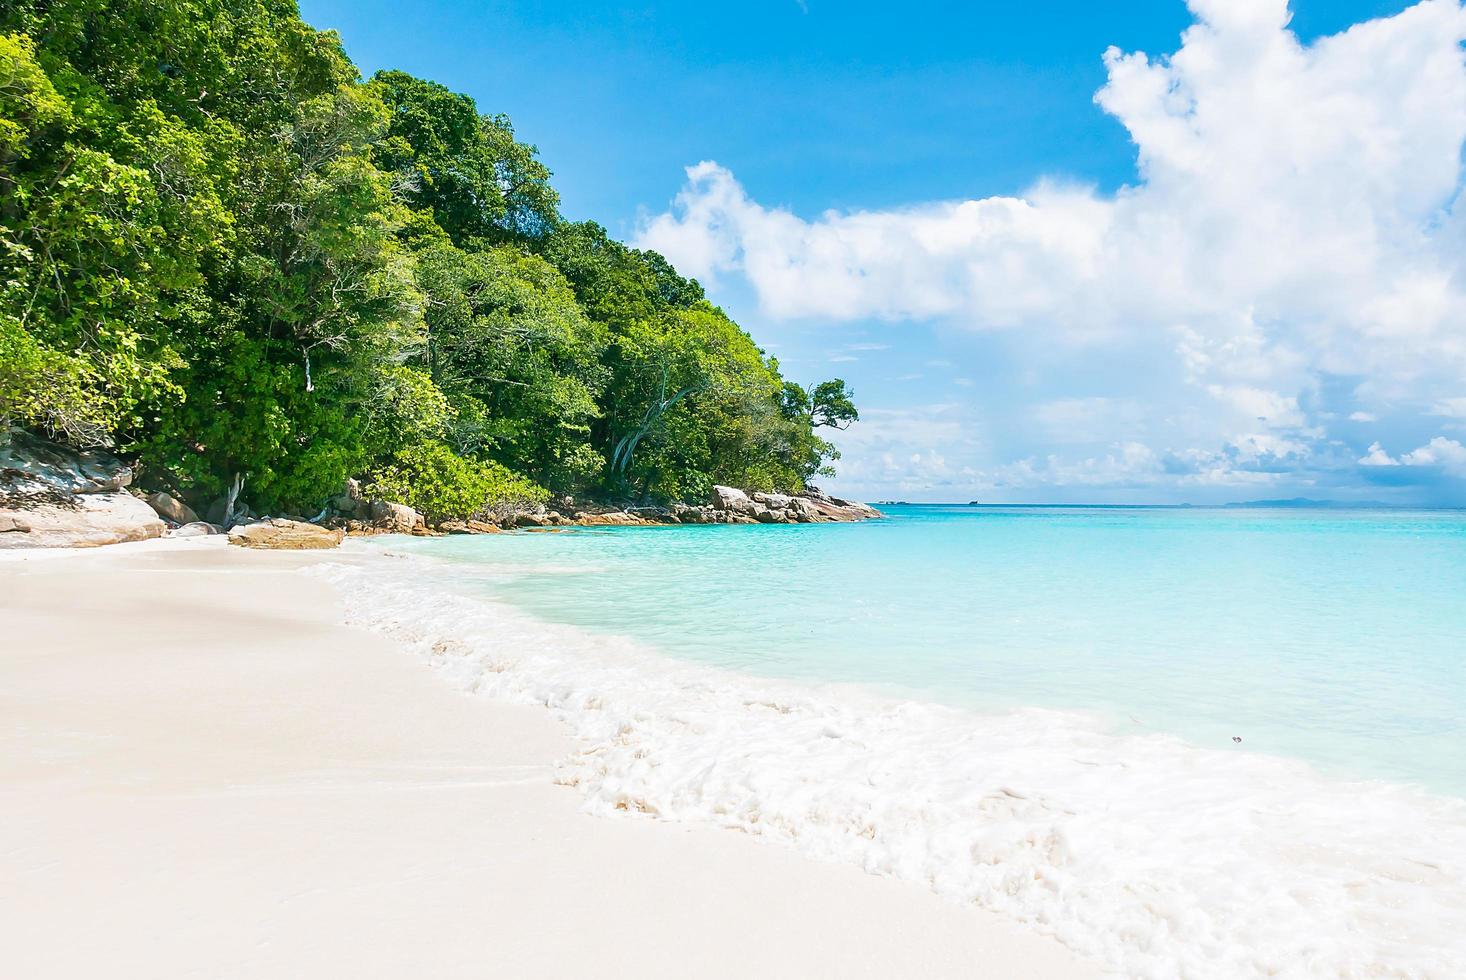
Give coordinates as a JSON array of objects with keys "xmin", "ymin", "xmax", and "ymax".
[
  {"xmin": 328, "ymin": 493, "xmax": 363, "ymax": 516},
  {"xmin": 367, "ymin": 500, "xmax": 422, "ymax": 531},
  {"xmin": 787, "ymin": 497, "xmax": 821, "ymax": 523},
  {"xmin": 205, "ymin": 496, "xmax": 230, "ymax": 526},
  {"xmin": 0, "ymin": 491, "xmax": 165, "ymax": 549},
  {"xmin": 169, "ymin": 521, "xmax": 223, "ymax": 537},
  {"xmin": 227, "ymin": 519, "xmax": 343, "ymax": 550},
  {"xmin": 146, "ymin": 491, "xmax": 199, "ymax": 525},
  {"xmin": 439, "ymin": 519, "xmax": 503, "ymax": 534},
  {"xmin": 0, "ymin": 429, "xmax": 133, "ymax": 494},
  {"xmin": 574, "ymin": 511, "xmax": 645, "ymax": 526},
  {"xmin": 751, "ymin": 492, "xmax": 792, "ymax": 510},
  {"xmin": 205, "ymin": 495, "xmax": 252, "ymax": 527},
  {"xmin": 709, "ymin": 484, "xmax": 752, "ymax": 513},
  {"xmin": 802, "ymin": 491, "xmax": 883, "ymax": 522}
]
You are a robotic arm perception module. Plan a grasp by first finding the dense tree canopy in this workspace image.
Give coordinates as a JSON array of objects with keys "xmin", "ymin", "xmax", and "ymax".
[{"xmin": 0, "ymin": 0, "xmax": 856, "ymax": 518}]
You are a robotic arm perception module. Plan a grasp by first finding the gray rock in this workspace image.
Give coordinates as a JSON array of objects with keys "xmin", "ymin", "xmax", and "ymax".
[
  {"xmin": 709, "ymin": 484, "xmax": 753, "ymax": 513},
  {"xmin": 367, "ymin": 500, "xmax": 422, "ymax": 531},
  {"xmin": 0, "ymin": 429, "xmax": 134, "ymax": 495},
  {"xmin": 788, "ymin": 497, "xmax": 820, "ymax": 522},
  {"xmin": 147, "ymin": 491, "xmax": 199, "ymax": 525},
  {"xmin": 169, "ymin": 521, "xmax": 223, "ymax": 537}
]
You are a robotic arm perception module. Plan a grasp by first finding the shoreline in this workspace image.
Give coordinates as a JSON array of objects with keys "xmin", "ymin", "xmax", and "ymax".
[
  {"xmin": 322, "ymin": 534, "xmax": 1466, "ymax": 978},
  {"xmin": 1, "ymin": 537, "xmax": 1101, "ymax": 979}
]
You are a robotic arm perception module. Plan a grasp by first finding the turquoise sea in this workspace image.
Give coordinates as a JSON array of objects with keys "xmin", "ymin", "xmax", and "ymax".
[
  {"xmin": 391, "ymin": 504, "xmax": 1466, "ymax": 796},
  {"xmin": 329, "ymin": 504, "xmax": 1466, "ymax": 976}
]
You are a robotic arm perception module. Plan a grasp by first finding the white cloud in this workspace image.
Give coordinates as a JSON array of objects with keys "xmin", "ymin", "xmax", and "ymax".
[
  {"xmin": 1400, "ymin": 437, "xmax": 1466, "ymax": 475},
  {"xmin": 1358, "ymin": 441, "xmax": 1399, "ymax": 466},
  {"xmin": 1358, "ymin": 436, "xmax": 1466, "ymax": 476},
  {"xmin": 1205, "ymin": 385, "xmax": 1305, "ymax": 428},
  {"xmin": 1429, "ymin": 398, "xmax": 1466, "ymax": 419},
  {"xmin": 638, "ymin": 0, "xmax": 1466, "ymax": 498}
]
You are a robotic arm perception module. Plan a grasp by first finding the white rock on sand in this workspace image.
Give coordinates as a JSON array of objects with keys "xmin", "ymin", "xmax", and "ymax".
[
  {"xmin": 0, "ymin": 491, "xmax": 164, "ymax": 549},
  {"xmin": 0, "ymin": 539, "xmax": 1103, "ymax": 980}
]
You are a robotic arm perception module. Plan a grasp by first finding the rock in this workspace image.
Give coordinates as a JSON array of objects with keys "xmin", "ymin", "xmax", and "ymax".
[
  {"xmin": 751, "ymin": 492, "xmax": 792, "ymax": 510},
  {"xmin": 0, "ymin": 491, "xmax": 165, "ymax": 549},
  {"xmin": 800, "ymin": 490, "xmax": 883, "ymax": 522},
  {"xmin": 439, "ymin": 519, "xmax": 503, "ymax": 534},
  {"xmin": 574, "ymin": 511, "xmax": 645, "ymax": 526},
  {"xmin": 146, "ymin": 491, "xmax": 199, "ymax": 525},
  {"xmin": 205, "ymin": 495, "xmax": 252, "ymax": 526},
  {"xmin": 227, "ymin": 519, "xmax": 342, "ymax": 550},
  {"xmin": 788, "ymin": 497, "xmax": 821, "ymax": 522},
  {"xmin": 515, "ymin": 512, "xmax": 549, "ymax": 527},
  {"xmin": 327, "ymin": 494, "xmax": 361, "ymax": 516},
  {"xmin": 709, "ymin": 485, "xmax": 752, "ymax": 513},
  {"xmin": 0, "ymin": 429, "xmax": 133, "ymax": 495},
  {"xmin": 168, "ymin": 521, "xmax": 223, "ymax": 537},
  {"xmin": 367, "ymin": 500, "xmax": 422, "ymax": 531}
]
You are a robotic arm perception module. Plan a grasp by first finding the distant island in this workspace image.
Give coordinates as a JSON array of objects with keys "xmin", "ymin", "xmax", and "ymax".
[{"xmin": 1223, "ymin": 498, "xmax": 1397, "ymax": 509}]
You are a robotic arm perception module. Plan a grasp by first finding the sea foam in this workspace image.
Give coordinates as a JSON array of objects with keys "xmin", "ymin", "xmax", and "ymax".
[{"xmin": 313, "ymin": 549, "xmax": 1466, "ymax": 979}]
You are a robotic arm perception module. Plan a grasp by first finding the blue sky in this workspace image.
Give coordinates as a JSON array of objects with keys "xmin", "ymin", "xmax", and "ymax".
[{"xmin": 301, "ymin": 0, "xmax": 1466, "ymax": 504}]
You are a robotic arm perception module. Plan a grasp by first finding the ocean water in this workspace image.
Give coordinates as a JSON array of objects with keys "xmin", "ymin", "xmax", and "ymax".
[{"xmin": 314, "ymin": 505, "xmax": 1466, "ymax": 978}]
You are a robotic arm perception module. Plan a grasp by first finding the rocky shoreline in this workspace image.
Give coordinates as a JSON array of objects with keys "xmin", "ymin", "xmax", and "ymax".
[{"xmin": 0, "ymin": 431, "xmax": 881, "ymax": 550}]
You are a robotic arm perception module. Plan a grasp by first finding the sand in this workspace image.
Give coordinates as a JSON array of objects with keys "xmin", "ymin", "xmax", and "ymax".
[{"xmin": 1, "ymin": 538, "xmax": 1104, "ymax": 979}]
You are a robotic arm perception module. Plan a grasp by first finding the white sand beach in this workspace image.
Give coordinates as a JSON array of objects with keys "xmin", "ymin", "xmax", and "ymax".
[{"xmin": 1, "ymin": 539, "xmax": 1103, "ymax": 980}]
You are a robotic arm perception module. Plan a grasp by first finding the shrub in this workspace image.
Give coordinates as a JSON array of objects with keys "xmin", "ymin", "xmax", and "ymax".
[{"xmin": 365, "ymin": 440, "xmax": 547, "ymax": 522}]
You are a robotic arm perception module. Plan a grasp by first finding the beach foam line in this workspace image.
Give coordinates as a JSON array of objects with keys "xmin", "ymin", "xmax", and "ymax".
[{"xmin": 312, "ymin": 547, "xmax": 1466, "ymax": 979}]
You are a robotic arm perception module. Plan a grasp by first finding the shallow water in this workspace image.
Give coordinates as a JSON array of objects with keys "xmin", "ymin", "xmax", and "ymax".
[
  {"xmin": 320, "ymin": 505, "xmax": 1466, "ymax": 978},
  {"xmin": 387, "ymin": 504, "xmax": 1466, "ymax": 794}
]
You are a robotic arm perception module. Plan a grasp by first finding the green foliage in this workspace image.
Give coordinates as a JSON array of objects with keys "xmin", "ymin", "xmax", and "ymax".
[
  {"xmin": 365, "ymin": 440, "xmax": 548, "ymax": 522},
  {"xmin": 0, "ymin": 1, "xmax": 856, "ymax": 516},
  {"xmin": 415, "ymin": 242, "xmax": 607, "ymax": 488},
  {"xmin": 371, "ymin": 70, "xmax": 558, "ymax": 246}
]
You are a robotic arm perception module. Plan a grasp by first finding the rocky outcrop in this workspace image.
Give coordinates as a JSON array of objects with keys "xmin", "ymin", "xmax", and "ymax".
[
  {"xmin": 0, "ymin": 429, "xmax": 134, "ymax": 494},
  {"xmin": 227, "ymin": 518, "xmax": 343, "ymax": 550},
  {"xmin": 516, "ymin": 486, "xmax": 881, "ymax": 530},
  {"xmin": 0, "ymin": 430, "xmax": 165, "ymax": 549}
]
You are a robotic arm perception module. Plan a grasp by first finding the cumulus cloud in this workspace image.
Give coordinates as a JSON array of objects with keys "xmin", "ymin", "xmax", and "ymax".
[
  {"xmin": 1358, "ymin": 436, "xmax": 1466, "ymax": 476},
  {"xmin": 1400, "ymin": 437, "xmax": 1466, "ymax": 475},
  {"xmin": 636, "ymin": 0, "xmax": 1466, "ymax": 498},
  {"xmin": 1358, "ymin": 441, "xmax": 1399, "ymax": 467}
]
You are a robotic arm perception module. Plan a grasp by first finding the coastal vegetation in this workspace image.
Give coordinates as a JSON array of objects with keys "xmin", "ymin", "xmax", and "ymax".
[{"xmin": 0, "ymin": 0, "xmax": 856, "ymax": 520}]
